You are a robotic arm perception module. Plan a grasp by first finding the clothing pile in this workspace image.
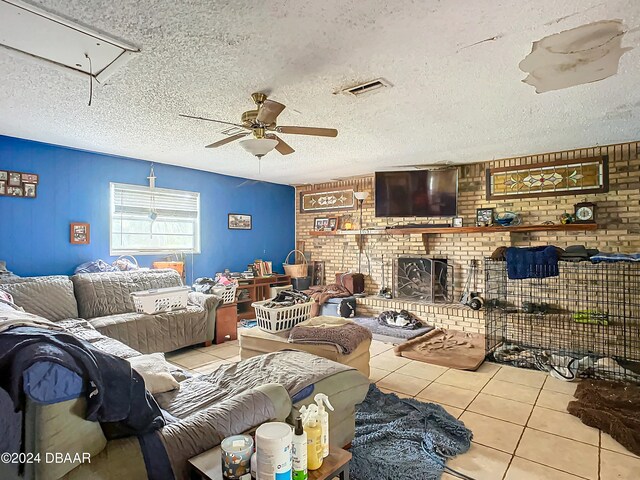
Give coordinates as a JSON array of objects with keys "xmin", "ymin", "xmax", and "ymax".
[
  {"xmin": 263, "ymin": 289, "xmax": 311, "ymax": 309},
  {"xmin": 377, "ymin": 310, "xmax": 423, "ymax": 329},
  {"xmin": 307, "ymin": 283, "xmax": 353, "ymax": 317}
]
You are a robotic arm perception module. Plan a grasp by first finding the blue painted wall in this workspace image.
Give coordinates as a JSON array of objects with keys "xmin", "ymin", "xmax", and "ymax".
[{"xmin": 0, "ymin": 135, "xmax": 295, "ymax": 281}]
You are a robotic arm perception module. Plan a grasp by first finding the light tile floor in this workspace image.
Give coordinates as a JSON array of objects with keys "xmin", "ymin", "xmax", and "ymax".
[{"xmin": 166, "ymin": 339, "xmax": 640, "ymax": 480}]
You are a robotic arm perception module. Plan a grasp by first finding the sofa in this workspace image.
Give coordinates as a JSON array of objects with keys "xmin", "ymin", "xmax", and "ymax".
[
  {"xmin": 0, "ymin": 269, "xmax": 219, "ymax": 353},
  {"xmin": 0, "ymin": 314, "xmax": 369, "ymax": 480}
]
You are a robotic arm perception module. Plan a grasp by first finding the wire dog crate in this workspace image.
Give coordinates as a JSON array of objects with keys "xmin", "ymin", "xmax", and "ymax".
[{"xmin": 484, "ymin": 259, "xmax": 640, "ymax": 383}]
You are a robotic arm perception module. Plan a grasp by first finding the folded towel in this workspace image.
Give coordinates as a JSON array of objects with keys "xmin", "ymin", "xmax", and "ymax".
[
  {"xmin": 288, "ymin": 316, "xmax": 371, "ymax": 354},
  {"xmin": 505, "ymin": 246, "xmax": 559, "ymax": 279},
  {"xmin": 590, "ymin": 252, "xmax": 640, "ymax": 263}
]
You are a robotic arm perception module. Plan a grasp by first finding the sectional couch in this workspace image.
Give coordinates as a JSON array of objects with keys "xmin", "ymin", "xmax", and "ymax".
[
  {"xmin": 0, "ymin": 269, "xmax": 218, "ymax": 352},
  {"xmin": 0, "ymin": 270, "xmax": 370, "ymax": 480}
]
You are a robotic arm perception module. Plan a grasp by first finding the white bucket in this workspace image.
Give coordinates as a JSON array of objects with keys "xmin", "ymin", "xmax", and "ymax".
[{"xmin": 255, "ymin": 422, "xmax": 293, "ymax": 480}]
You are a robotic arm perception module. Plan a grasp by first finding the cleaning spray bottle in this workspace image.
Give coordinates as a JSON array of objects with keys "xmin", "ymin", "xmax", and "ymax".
[
  {"xmin": 291, "ymin": 416, "xmax": 308, "ymax": 480},
  {"xmin": 314, "ymin": 393, "xmax": 335, "ymax": 458},
  {"xmin": 300, "ymin": 405, "xmax": 323, "ymax": 471}
]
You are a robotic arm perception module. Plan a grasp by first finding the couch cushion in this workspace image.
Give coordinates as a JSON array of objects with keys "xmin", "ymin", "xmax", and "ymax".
[
  {"xmin": 0, "ymin": 275, "xmax": 79, "ymax": 321},
  {"xmin": 72, "ymin": 269, "xmax": 182, "ymax": 319},
  {"xmin": 88, "ymin": 306, "xmax": 208, "ymax": 354}
]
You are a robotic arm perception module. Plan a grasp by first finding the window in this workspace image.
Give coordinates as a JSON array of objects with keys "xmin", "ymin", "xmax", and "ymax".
[{"xmin": 110, "ymin": 183, "xmax": 200, "ymax": 255}]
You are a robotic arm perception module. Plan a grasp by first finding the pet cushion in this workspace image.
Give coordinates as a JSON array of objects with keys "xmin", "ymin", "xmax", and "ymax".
[{"xmin": 128, "ymin": 353, "xmax": 180, "ymax": 395}]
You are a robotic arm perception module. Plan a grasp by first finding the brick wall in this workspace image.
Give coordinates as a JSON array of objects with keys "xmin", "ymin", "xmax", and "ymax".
[{"xmin": 295, "ymin": 142, "xmax": 640, "ymax": 333}]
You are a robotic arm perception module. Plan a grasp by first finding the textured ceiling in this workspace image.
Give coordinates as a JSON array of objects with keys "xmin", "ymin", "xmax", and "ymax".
[{"xmin": 1, "ymin": 0, "xmax": 639, "ymax": 185}]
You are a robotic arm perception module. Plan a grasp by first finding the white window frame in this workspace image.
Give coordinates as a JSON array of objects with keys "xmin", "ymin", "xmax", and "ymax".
[{"xmin": 109, "ymin": 182, "xmax": 201, "ymax": 256}]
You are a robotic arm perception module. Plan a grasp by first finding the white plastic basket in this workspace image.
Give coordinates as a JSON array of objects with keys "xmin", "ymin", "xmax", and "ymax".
[
  {"xmin": 211, "ymin": 284, "xmax": 238, "ymax": 304},
  {"xmin": 131, "ymin": 286, "xmax": 189, "ymax": 314},
  {"xmin": 252, "ymin": 299, "xmax": 314, "ymax": 333}
]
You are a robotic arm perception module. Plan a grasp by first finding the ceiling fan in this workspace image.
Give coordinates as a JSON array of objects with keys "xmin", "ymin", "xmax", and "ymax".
[{"xmin": 180, "ymin": 92, "xmax": 338, "ymax": 158}]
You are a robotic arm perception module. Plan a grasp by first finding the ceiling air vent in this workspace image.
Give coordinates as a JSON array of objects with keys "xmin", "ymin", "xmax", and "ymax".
[{"xmin": 339, "ymin": 78, "xmax": 392, "ymax": 97}]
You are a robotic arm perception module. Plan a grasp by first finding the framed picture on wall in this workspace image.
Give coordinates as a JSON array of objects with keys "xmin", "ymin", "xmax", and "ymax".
[
  {"xmin": 24, "ymin": 183, "xmax": 37, "ymax": 198},
  {"xmin": 70, "ymin": 223, "xmax": 90, "ymax": 244},
  {"xmin": 8, "ymin": 172, "xmax": 22, "ymax": 187},
  {"xmin": 0, "ymin": 181, "xmax": 5, "ymax": 195},
  {"xmin": 0, "ymin": 171, "xmax": 7, "ymax": 181},
  {"xmin": 228, "ymin": 213, "xmax": 252, "ymax": 230},
  {"xmin": 314, "ymin": 217, "xmax": 329, "ymax": 231}
]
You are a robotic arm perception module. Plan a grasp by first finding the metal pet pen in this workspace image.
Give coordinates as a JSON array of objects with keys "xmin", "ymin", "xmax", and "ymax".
[{"xmin": 484, "ymin": 258, "xmax": 640, "ymax": 383}]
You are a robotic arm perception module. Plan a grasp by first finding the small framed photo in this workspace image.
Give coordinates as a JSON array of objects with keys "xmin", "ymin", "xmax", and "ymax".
[
  {"xmin": 328, "ymin": 217, "xmax": 338, "ymax": 231},
  {"xmin": 23, "ymin": 183, "xmax": 37, "ymax": 198},
  {"xmin": 453, "ymin": 217, "xmax": 463, "ymax": 227},
  {"xmin": 8, "ymin": 172, "xmax": 22, "ymax": 187},
  {"xmin": 0, "ymin": 181, "xmax": 5, "ymax": 195},
  {"xmin": 7, "ymin": 186, "xmax": 23, "ymax": 197},
  {"xmin": 314, "ymin": 217, "xmax": 330, "ymax": 231},
  {"xmin": 0, "ymin": 171, "xmax": 7, "ymax": 181},
  {"xmin": 476, "ymin": 208, "xmax": 495, "ymax": 227},
  {"xmin": 21, "ymin": 173, "xmax": 39, "ymax": 184},
  {"xmin": 228, "ymin": 213, "xmax": 252, "ymax": 230},
  {"xmin": 70, "ymin": 223, "xmax": 90, "ymax": 244}
]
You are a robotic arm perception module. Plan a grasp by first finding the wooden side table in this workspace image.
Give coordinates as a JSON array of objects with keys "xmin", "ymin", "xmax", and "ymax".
[
  {"xmin": 215, "ymin": 302, "xmax": 238, "ymax": 344},
  {"xmin": 188, "ymin": 445, "xmax": 351, "ymax": 480},
  {"xmin": 309, "ymin": 446, "xmax": 351, "ymax": 480}
]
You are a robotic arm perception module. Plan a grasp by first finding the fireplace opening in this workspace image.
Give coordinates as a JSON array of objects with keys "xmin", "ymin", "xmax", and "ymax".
[{"xmin": 393, "ymin": 256, "xmax": 453, "ymax": 303}]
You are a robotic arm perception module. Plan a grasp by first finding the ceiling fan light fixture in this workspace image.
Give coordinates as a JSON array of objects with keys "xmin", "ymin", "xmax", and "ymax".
[{"xmin": 239, "ymin": 138, "xmax": 279, "ymax": 158}]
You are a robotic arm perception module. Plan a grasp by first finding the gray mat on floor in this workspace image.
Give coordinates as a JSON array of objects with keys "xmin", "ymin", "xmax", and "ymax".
[{"xmin": 353, "ymin": 317, "xmax": 434, "ymax": 344}]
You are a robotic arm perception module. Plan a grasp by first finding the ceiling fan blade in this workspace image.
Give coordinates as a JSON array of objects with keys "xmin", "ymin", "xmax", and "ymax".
[
  {"xmin": 256, "ymin": 100, "xmax": 286, "ymax": 125},
  {"xmin": 267, "ymin": 134, "xmax": 295, "ymax": 155},
  {"xmin": 205, "ymin": 133, "xmax": 249, "ymax": 148},
  {"xmin": 277, "ymin": 126, "xmax": 338, "ymax": 137},
  {"xmin": 179, "ymin": 114, "xmax": 248, "ymax": 129}
]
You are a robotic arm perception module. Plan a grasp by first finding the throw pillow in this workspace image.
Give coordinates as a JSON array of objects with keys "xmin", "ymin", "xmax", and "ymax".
[{"xmin": 128, "ymin": 353, "xmax": 180, "ymax": 394}]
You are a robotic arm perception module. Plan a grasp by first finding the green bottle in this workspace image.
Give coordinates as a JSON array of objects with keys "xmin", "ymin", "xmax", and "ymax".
[{"xmin": 292, "ymin": 416, "xmax": 308, "ymax": 480}]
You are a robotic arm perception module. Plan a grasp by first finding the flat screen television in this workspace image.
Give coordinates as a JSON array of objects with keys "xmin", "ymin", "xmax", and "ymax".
[{"xmin": 375, "ymin": 169, "xmax": 458, "ymax": 217}]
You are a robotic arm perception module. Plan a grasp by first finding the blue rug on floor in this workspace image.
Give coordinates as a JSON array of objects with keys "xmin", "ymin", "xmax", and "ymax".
[{"xmin": 351, "ymin": 385, "xmax": 472, "ymax": 480}]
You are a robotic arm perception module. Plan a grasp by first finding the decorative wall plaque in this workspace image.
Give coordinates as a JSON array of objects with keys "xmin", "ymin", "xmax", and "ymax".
[
  {"xmin": 300, "ymin": 189, "xmax": 355, "ymax": 213},
  {"xmin": 486, "ymin": 156, "xmax": 608, "ymax": 200}
]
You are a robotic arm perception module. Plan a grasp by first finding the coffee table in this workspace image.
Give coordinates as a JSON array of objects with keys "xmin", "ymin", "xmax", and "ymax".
[{"xmin": 188, "ymin": 444, "xmax": 351, "ymax": 480}]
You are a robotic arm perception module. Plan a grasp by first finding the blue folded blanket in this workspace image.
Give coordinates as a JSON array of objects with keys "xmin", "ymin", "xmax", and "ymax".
[
  {"xmin": 591, "ymin": 253, "xmax": 640, "ymax": 263},
  {"xmin": 505, "ymin": 246, "xmax": 559, "ymax": 280}
]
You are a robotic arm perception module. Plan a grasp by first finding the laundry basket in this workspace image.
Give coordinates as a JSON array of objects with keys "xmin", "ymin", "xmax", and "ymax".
[
  {"xmin": 211, "ymin": 284, "xmax": 238, "ymax": 304},
  {"xmin": 282, "ymin": 250, "xmax": 308, "ymax": 278},
  {"xmin": 131, "ymin": 286, "xmax": 189, "ymax": 314},
  {"xmin": 252, "ymin": 299, "xmax": 314, "ymax": 333}
]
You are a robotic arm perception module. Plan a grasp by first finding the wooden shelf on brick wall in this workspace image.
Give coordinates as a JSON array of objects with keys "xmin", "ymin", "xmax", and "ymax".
[
  {"xmin": 309, "ymin": 223, "xmax": 597, "ymax": 236},
  {"xmin": 308, "ymin": 223, "xmax": 598, "ymax": 253}
]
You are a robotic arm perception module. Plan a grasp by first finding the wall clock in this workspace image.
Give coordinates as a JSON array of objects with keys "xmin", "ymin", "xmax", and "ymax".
[{"xmin": 574, "ymin": 202, "xmax": 596, "ymax": 224}]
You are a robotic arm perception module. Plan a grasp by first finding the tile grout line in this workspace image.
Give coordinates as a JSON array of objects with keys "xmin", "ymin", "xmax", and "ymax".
[{"xmin": 500, "ymin": 380, "xmax": 545, "ymax": 480}]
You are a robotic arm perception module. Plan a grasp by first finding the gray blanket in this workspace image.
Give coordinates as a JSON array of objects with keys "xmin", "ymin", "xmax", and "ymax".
[{"xmin": 155, "ymin": 351, "xmax": 352, "ymax": 418}]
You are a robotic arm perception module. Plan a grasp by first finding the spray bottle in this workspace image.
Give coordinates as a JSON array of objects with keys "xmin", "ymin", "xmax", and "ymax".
[
  {"xmin": 300, "ymin": 405, "xmax": 323, "ymax": 471},
  {"xmin": 291, "ymin": 416, "xmax": 308, "ymax": 480},
  {"xmin": 314, "ymin": 393, "xmax": 335, "ymax": 458}
]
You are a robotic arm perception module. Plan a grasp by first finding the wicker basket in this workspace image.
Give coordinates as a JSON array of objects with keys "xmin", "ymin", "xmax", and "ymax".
[
  {"xmin": 130, "ymin": 286, "xmax": 189, "ymax": 314},
  {"xmin": 252, "ymin": 299, "xmax": 314, "ymax": 333},
  {"xmin": 283, "ymin": 250, "xmax": 308, "ymax": 278},
  {"xmin": 211, "ymin": 284, "xmax": 238, "ymax": 304}
]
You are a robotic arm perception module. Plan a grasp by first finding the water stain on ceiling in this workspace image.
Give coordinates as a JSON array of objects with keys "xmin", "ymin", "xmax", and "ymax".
[{"xmin": 519, "ymin": 19, "xmax": 631, "ymax": 93}]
